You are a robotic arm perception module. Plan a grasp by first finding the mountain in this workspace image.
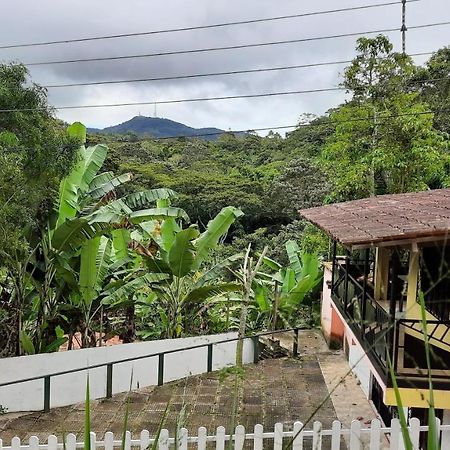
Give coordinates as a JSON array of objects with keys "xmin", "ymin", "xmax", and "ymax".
[{"xmin": 88, "ymin": 116, "xmax": 225, "ymax": 140}]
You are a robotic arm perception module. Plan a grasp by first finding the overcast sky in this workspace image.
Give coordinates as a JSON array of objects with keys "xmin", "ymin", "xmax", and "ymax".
[{"xmin": 0, "ymin": 0, "xmax": 448, "ymax": 132}]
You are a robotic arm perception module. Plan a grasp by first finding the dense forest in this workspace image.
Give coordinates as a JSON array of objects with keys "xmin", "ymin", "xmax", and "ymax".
[{"xmin": 1, "ymin": 36, "xmax": 449, "ymax": 357}]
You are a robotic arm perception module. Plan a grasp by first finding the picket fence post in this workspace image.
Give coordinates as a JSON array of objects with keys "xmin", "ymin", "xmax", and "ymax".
[
  {"xmin": 369, "ymin": 419, "xmax": 381, "ymax": 450},
  {"xmin": 3, "ymin": 419, "xmax": 449, "ymax": 450},
  {"xmin": 312, "ymin": 421, "xmax": 322, "ymax": 449},
  {"xmin": 292, "ymin": 421, "xmax": 303, "ymax": 450},
  {"xmin": 104, "ymin": 432, "xmax": 114, "ymax": 450},
  {"xmin": 234, "ymin": 425, "xmax": 245, "ymax": 450},
  {"xmin": 215, "ymin": 426, "xmax": 225, "ymax": 450},
  {"xmin": 331, "ymin": 420, "xmax": 341, "ymax": 450}
]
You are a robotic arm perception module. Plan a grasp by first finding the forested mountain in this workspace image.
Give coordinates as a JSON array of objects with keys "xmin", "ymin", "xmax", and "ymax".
[{"xmin": 88, "ymin": 115, "xmax": 224, "ymax": 140}]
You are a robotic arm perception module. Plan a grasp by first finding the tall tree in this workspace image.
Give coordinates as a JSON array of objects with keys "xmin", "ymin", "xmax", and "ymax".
[{"xmin": 321, "ymin": 36, "xmax": 449, "ymax": 200}]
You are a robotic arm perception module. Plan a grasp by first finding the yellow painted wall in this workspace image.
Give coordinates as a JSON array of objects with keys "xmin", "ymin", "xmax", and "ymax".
[
  {"xmin": 404, "ymin": 248, "xmax": 450, "ymax": 353},
  {"xmin": 385, "ymin": 387, "xmax": 450, "ymax": 409}
]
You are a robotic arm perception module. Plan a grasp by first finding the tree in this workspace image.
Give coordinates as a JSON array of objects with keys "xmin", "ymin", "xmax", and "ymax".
[
  {"xmin": 0, "ymin": 64, "xmax": 78, "ymax": 356},
  {"xmin": 413, "ymin": 47, "xmax": 450, "ymax": 135},
  {"xmin": 103, "ymin": 204, "xmax": 244, "ymax": 338},
  {"xmin": 321, "ymin": 36, "xmax": 449, "ymax": 200}
]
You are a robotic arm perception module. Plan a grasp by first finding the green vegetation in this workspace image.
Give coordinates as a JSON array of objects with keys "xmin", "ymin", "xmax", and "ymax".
[{"xmin": 1, "ymin": 36, "xmax": 450, "ymax": 357}]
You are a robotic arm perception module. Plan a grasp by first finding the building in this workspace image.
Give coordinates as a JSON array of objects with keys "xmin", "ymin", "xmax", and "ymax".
[{"xmin": 300, "ymin": 189, "xmax": 450, "ymax": 426}]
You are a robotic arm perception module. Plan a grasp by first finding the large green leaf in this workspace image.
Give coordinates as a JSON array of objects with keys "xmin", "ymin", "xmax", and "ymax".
[
  {"xmin": 19, "ymin": 331, "xmax": 35, "ymax": 355},
  {"xmin": 52, "ymin": 218, "xmax": 110, "ymax": 252},
  {"xmin": 281, "ymin": 267, "xmax": 296, "ymax": 294},
  {"xmin": 254, "ymin": 284, "xmax": 271, "ymax": 313},
  {"xmin": 95, "ymin": 236, "xmax": 112, "ymax": 288},
  {"xmin": 88, "ymin": 171, "xmax": 114, "ymax": 190},
  {"xmin": 285, "ymin": 240, "xmax": 302, "ymax": 277},
  {"xmin": 195, "ymin": 253, "xmax": 243, "ymax": 288},
  {"xmin": 67, "ymin": 121, "xmax": 87, "ymax": 143},
  {"xmin": 168, "ymin": 226, "xmax": 199, "ymax": 278},
  {"xmin": 79, "ymin": 144, "xmax": 108, "ymax": 192},
  {"xmin": 111, "ymin": 229, "xmax": 130, "ymax": 261},
  {"xmin": 159, "ymin": 218, "xmax": 179, "ymax": 254},
  {"xmin": 87, "ymin": 173, "xmax": 133, "ymax": 200},
  {"xmin": 129, "ymin": 207, "xmax": 190, "ymax": 224},
  {"xmin": 261, "ymin": 255, "xmax": 282, "ymax": 271},
  {"xmin": 181, "ymin": 282, "xmax": 242, "ymax": 304},
  {"xmin": 122, "ymin": 188, "xmax": 178, "ymax": 209},
  {"xmin": 102, "ymin": 273, "xmax": 170, "ymax": 306},
  {"xmin": 80, "ymin": 237, "xmax": 101, "ymax": 304},
  {"xmin": 299, "ymin": 253, "xmax": 320, "ymax": 281},
  {"xmin": 55, "ymin": 152, "xmax": 85, "ymax": 229},
  {"xmin": 194, "ymin": 206, "xmax": 244, "ymax": 269}
]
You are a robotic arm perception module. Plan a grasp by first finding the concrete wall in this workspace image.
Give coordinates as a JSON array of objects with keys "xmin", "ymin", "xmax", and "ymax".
[
  {"xmin": 0, "ymin": 332, "xmax": 254, "ymax": 412},
  {"xmin": 321, "ymin": 264, "xmax": 345, "ymax": 348}
]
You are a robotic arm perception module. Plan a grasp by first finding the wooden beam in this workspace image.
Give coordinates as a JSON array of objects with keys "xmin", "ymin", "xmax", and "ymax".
[{"xmin": 374, "ymin": 247, "xmax": 390, "ymax": 302}]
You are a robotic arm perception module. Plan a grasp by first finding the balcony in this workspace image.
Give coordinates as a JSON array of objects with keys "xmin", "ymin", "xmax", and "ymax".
[{"xmin": 330, "ymin": 256, "xmax": 450, "ymax": 389}]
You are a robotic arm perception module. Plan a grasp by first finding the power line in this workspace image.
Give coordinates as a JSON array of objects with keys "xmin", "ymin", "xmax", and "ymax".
[
  {"xmin": 19, "ymin": 21, "xmax": 450, "ymax": 67},
  {"xmin": 0, "ymin": 1, "xmax": 421, "ymax": 50},
  {"xmin": 94, "ymin": 108, "xmax": 450, "ymax": 141},
  {"xmin": 23, "ymin": 28, "xmax": 398, "ymax": 66},
  {"xmin": 0, "ymin": 87, "xmax": 345, "ymax": 112},
  {"xmin": 43, "ymin": 52, "xmax": 434, "ymax": 89},
  {"xmin": 0, "ymin": 77, "xmax": 447, "ymax": 113}
]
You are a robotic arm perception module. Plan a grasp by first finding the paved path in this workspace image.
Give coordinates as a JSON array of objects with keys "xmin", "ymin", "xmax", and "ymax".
[
  {"xmin": 1, "ymin": 357, "xmax": 336, "ymax": 442},
  {"xmin": 0, "ymin": 330, "xmax": 384, "ymax": 448}
]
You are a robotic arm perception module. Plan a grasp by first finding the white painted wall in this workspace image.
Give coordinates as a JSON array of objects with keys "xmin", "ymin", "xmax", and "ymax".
[
  {"xmin": 0, "ymin": 332, "xmax": 254, "ymax": 412},
  {"xmin": 348, "ymin": 340, "xmax": 372, "ymax": 398}
]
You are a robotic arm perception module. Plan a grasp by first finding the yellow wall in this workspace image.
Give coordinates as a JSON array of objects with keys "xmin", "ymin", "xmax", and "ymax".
[
  {"xmin": 385, "ymin": 387, "xmax": 450, "ymax": 409},
  {"xmin": 404, "ymin": 246, "xmax": 450, "ymax": 353}
]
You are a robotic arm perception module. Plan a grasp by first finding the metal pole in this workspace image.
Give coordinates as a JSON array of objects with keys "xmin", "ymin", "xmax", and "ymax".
[
  {"xmin": 401, "ymin": 0, "xmax": 407, "ymax": 55},
  {"xmin": 252, "ymin": 336, "xmax": 260, "ymax": 364},
  {"xmin": 361, "ymin": 248, "xmax": 369, "ymax": 332},
  {"xmin": 158, "ymin": 353, "xmax": 164, "ymax": 386},
  {"xmin": 106, "ymin": 364, "xmax": 113, "ymax": 398},
  {"xmin": 331, "ymin": 240, "xmax": 337, "ymax": 292},
  {"xmin": 207, "ymin": 344, "xmax": 213, "ymax": 372},
  {"xmin": 44, "ymin": 376, "xmax": 51, "ymax": 412},
  {"xmin": 293, "ymin": 328, "xmax": 299, "ymax": 357}
]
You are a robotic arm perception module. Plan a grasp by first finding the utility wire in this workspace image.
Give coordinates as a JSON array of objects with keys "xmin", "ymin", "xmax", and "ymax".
[
  {"xmin": 23, "ymin": 28, "xmax": 398, "ymax": 66},
  {"xmin": 0, "ymin": 87, "xmax": 345, "ymax": 112},
  {"xmin": 0, "ymin": 1, "xmax": 421, "ymax": 50},
  {"xmin": 0, "ymin": 76, "xmax": 446, "ymax": 113},
  {"xmin": 43, "ymin": 52, "xmax": 434, "ymax": 89},
  {"xmin": 20, "ymin": 21, "xmax": 450, "ymax": 67},
  {"xmin": 91, "ymin": 108, "xmax": 450, "ymax": 141}
]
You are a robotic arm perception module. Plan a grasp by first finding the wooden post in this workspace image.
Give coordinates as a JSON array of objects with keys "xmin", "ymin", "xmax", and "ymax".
[{"xmin": 374, "ymin": 247, "xmax": 390, "ymax": 302}]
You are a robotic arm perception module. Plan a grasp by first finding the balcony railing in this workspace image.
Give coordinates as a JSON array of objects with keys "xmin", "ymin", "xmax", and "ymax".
[{"xmin": 331, "ymin": 257, "xmax": 393, "ymax": 373}]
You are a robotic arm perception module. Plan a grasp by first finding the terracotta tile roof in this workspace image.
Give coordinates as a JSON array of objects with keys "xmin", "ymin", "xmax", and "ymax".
[{"xmin": 299, "ymin": 189, "xmax": 450, "ymax": 247}]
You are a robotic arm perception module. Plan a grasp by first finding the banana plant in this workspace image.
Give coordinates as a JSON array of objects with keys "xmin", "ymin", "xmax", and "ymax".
[
  {"xmin": 103, "ymin": 206, "xmax": 245, "ymax": 338},
  {"xmin": 23, "ymin": 122, "xmax": 191, "ymax": 351},
  {"xmin": 253, "ymin": 240, "xmax": 323, "ymax": 329}
]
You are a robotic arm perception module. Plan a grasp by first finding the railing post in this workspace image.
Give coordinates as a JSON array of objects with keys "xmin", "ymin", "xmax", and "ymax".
[
  {"xmin": 158, "ymin": 353, "xmax": 164, "ymax": 386},
  {"xmin": 44, "ymin": 376, "xmax": 51, "ymax": 412},
  {"xmin": 106, "ymin": 363, "xmax": 113, "ymax": 398},
  {"xmin": 293, "ymin": 328, "xmax": 299, "ymax": 357},
  {"xmin": 207, "ymin": 344, "xmax": 213, "ymax": 372},
  {"xmin": 252, "ymin": 336, "xmax": 259, "ymax": 363},
  {"xmin": 331, "ymin": 240, "xmax": 337, "ymax": 292},
  {"xmin": 361, "ymin": 248, "xmax": 369, "ymax": 332},
  {"xmin": 344, "ymin": 255, "xmax": 350, "ymax": 312}
]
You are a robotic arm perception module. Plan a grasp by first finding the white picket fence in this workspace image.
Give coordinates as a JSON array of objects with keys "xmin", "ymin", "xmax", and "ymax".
[{"xmin": 2, "ymin": 419, "xmax": 450, "ymax": 450}]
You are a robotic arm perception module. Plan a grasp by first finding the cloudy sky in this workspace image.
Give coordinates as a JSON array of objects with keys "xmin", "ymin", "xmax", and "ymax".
[{"xmin": 0, "ymin": 0, "xmax": 448, "ymax": 132}]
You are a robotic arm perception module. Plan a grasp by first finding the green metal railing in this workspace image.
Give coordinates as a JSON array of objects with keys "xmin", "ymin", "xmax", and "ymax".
[{"xmin": 0, "ymin": 328, "xmax": 302, "ymax": 412}]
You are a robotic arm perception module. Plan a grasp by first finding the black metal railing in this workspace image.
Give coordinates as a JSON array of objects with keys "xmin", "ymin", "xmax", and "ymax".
[
  {"xmin": 0, "ymin": 328, "xmax": 302, "ymax": 412},
  {"xmin": 331, "ymin": 256, "xmax": 393, "ymax": 371}
]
